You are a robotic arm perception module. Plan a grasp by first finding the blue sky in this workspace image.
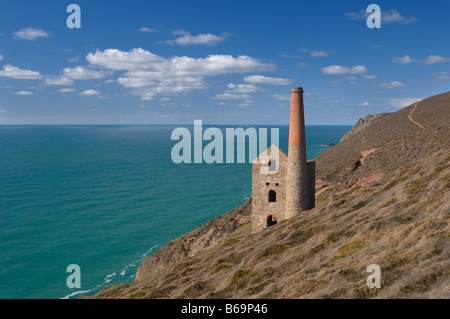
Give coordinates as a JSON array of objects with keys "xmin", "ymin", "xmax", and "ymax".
[{"xmin": 0, "ymin": 0, "xmax": 449, "ymax": 125}]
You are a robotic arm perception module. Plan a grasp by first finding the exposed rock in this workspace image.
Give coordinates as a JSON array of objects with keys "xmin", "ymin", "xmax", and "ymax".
[
  {"xmin": 340, "ymin": 113, "xmax": 388, "ymax": 143},
  {"xmin": 134, "ymin": 198, "xmax": 252, "ymax": 281}
]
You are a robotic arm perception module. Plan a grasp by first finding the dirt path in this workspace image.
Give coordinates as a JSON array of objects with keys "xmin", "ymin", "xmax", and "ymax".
[
  {"xmin": 408, "ymin": 100, "xmax": 425, "ymax": 129},
  {"xmin": 360, "ymin": 148, "xmax": 376, "ymax": 165},
  {"xmin": 361, "ymin": 133, "xmax": 367, "ymax": 149}
]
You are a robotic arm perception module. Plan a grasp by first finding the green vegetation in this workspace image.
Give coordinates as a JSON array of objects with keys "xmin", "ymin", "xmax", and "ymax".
[
  {"xmin": 426, "ymin": 246, "xmax": 443, "ymax": 258},
  {"xmin": 309, "ymin": 242, "xmax": 328, "ymax": 256},
  {"xmin": 331, "ymin": 198, "xmax": 346, "ymax": 209},
  {"xmin": 338, "ymin": 268, "xmax": 359, "ymax": 282},
  {"xmin": 227, "ymin": 223, "xmax": 251, "ymax": 240},
  {"xmin": 286, "ymin": 225, "xmax": 322, "ymax": 245},
  {"xmin": 430, "ymin": 165, "xmax": 446, "ymax": 178},
  {"xmin": 229, "ymin": 268, "xmax": 275, "ymax": 292},
  {"xmin": 381, "ymin": 197, "xmax": 397, "ymax": 208},
  {"xmin": 219, "ymin": 252, "xmax": 241, "ymax": 264},
  {"xmin": 211, "ymin": 263, "xmax": 232, "ymax": 274},
  {"xmin": 255, "ymin": 243, "xmax": 289, "ymax": 261},
  {"xmin": 406, "ymin": 177, "xmax": 430, "ymax": 200},
  {"xmin": 316, "ymin": 194, "xmax": 330, "ymax": 206},
  {"xmin": 350, "ymin": 200, "xmax": 368, "ymax": 211},
  {"xmin": 327, "ymin": 231, "xmax": 341, "ymax": 243},
  {"xmin": 382, "ymin": 255, "xmax": 414, "ymax": 272},
  {"xmin": 336, "ymin": 240, "xmax": 364, "ymax": 259},
  {"xmin": 355, "ymin": 286, "xmax": 380, "ymax": 299},
  {"xmin": 382, "ymin": 177, "xmax": 404, "ymax": 191},
  {"xmin": 400, "ymin": 273, "xmax": 440, "ymax": 295}
]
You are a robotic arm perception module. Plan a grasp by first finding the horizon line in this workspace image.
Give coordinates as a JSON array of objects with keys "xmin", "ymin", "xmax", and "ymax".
[{"xmin": 0, "ymin": 123, "xmax": 355, "ymax": 127}]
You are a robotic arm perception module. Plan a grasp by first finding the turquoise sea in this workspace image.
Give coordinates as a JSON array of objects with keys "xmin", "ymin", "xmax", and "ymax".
[{"xmin": 0, "ymin": 125, "xmax": 351, "ymax": 299}]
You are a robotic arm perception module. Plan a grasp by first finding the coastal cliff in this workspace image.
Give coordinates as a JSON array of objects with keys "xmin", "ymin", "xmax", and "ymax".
[
  {"xmin": 340, "ymin": 113, "xmax": 388, "ymax": 143},
  {"xmin": 134, "ymin": 199, "xmax": 252, "ymax": 281},
  {"xmin": 91, "ymin": 91, "xmax": 450, "ymax": 299}
]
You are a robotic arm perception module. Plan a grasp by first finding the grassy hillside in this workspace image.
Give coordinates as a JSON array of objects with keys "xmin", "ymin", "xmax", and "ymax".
[{"xmin": 90, "ymin": 91, "xmax": 450, "ymax": 299}]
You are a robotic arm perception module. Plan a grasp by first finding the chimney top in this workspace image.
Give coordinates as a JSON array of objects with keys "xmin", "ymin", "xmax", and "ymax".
[{"xmin": 291, "ymin": 87, "xmax": 304, "ymax": 93}]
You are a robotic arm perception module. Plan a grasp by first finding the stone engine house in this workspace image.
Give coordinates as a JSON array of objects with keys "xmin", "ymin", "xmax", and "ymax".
[{"xmin": 252, "ymin": 87, "xmax": 315, "ymax": 233}]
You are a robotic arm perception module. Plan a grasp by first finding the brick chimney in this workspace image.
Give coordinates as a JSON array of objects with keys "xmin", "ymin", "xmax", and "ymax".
[{"xmin": 285, "ymin": 87, "xmax": 309, "ymax": 218}]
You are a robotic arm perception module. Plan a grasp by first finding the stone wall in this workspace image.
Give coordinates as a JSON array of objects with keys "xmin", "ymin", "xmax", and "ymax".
[
  {"xmin": 285, "ymin": 144, "xmax": 308, "ymax": 219},
  {"xmin": 251, "ymin": 145, "xmax": 287, "ymax": 233}
]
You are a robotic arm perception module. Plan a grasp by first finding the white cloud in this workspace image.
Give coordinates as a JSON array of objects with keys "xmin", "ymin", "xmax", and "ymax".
[
  {"xmin": 378, "ymin": 81, "xmax": 407, "ymax": 89},
  {"xmin": 393, "ymin": 55, "xmax": 416, "ymax": 64},
  {"xmin": 387, "ymin": 97, "xmax": 422, "ymax": 108},
  {"xmin": 86, "ymin": 48, "xmax": 274, "ymax": 99},
  {"xmin": 43, "ymin": 77, "xmax": 74, "ymax": 86},
  {"xmin": 428, "ymin": 72, "xmax": 450, "ymax": 83},
  {"xmin": 270, "ymin": 94, "xmax": 290, "ymax": 101},
  {"xmin": 310, "ymin": 50, "xmax": 328, "ymax": 57},
  {"xmin": 86, "ymin": 48, "xmax": 165, "ymax": 70},
  {"xmin": 62, "ymin": 66, "xmax": 106, "ymax": 80},
  {"xmin": 305, "ymin": 92, "xmax": 320, "ymax": 96},
  {"xmin": 0, "ymin": 64, "xmax": 42, "ymax": 79},
  {"xmin": 87, "ymin": 49, "xmax": 273, "ymax": 75},
  {"xmin": 211, "ymin": 93, "xmax": 251, "ymax": 100},
  {"xmin": 13, "ymin": 28, "xmax": 50, "ymax": 40},
  {"xmin": 0, "ymin": 110, "xmax": 6, "ymax": 112},
  {"xmin": 362, "ymin": 74, "xmax": 377, "ymax": 80},
  {"xmin": 279, "ymin": 54, "xmax": 302, "ymax": 58},
  {"xmin": 0, "ymin": 54, "xmax": 3, "ymax": 61},
  {"xmin": 296, "ymin": 62, "xmax": 309, "ymax": 69},
  {"xmin": 244, "ymin": 75, "xmax": 293, "ymax": 85},
  {"xmin": 138, "ymin": 27, "xmax": 157, "ymax": 33},
  {"xmin": 14, "ymin": 90, "xmax": 34, "ymax": 95},
  {"xmin": 133, "ymin": 90, "xmax": 157, "ymax": 100},
  {"xmin": 226, "ymin": 83, "xmax": 263, "ymax": 93},
  {"xmin": 343, "ymin": 11, "xmax": 363, "ymax": 19},
  {"xmin": 80, "ymin": 89, "xmax": 100, "ymax": 96},
  {"xmin": 423, "ymin": 55, "xmax": 450, "ymax": 65},
  {"xmin": 238, "ymin": 99, "xmax": 254, "ymax": 107},
  {"xmin": 358, "ymin": 102, "xmax": 374, "ymax": 107},
  {"xmin": 68, "ymin": 56, "xmax": 80, "ymax": 63},
  {"xmin": 382, "ymin": 10, "xmax": 418, "ymax": 24},
  {"xmin": 328, "ymin": 80, "xmax": 344, "ymax": 87},
  {"xmin": 345, "ymin": 9, "xmax": 418, "ymax": 24},
  {"xmin": 321, "ymin": 65, "xmax": 367, "ymax": 75},
  {"xmin": 58, "ymin": 88, "xmax": 76, "ymax": 93},
  {"xmin": 393, "ymin": 54, "xmax": 450, "ymax": 65},
  {"xmin": 299, "ymin": 48, "xmax": 329, "ymax": 57},
  {"xmin": 167, "ymin": 30, "xmax": 226, "ymax": 46}
]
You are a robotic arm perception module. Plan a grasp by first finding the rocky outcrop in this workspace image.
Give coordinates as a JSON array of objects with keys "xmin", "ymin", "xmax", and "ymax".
[
  {"xmin": 134, "ymin": 198, "xmax": 252, "ymax": 281},
  {"xmin": 340, "ymin": 113, "xmax": 388, "ymax": 143}
]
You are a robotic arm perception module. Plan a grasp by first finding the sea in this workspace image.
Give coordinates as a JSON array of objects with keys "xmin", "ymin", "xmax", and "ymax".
[{"xmin": 0, "ymin": 125, "xmax": 351, "ymax": 299}]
